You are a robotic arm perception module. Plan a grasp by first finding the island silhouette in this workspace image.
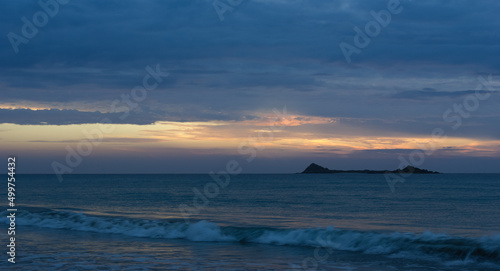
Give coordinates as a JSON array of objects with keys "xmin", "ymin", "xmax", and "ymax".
[{"xmin": 301, "ymin": 163, "xmax": 440, "ymax": 174}]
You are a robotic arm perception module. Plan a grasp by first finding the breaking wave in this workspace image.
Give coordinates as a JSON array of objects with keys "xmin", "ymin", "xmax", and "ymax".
[{"xmin": 2, "ymin": 209, "xmax": 499, "ymax": 266}]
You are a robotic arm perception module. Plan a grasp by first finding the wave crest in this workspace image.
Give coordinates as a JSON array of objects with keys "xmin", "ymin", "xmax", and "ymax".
[{"xmin": 2, "ymin": 209, "xmax": 499, "ymax": 266}]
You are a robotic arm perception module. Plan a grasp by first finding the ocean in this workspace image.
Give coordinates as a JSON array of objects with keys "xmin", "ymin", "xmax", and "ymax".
[{"xmin": 1, "ymin": 173, "xmax": 499, "ymax": 270}]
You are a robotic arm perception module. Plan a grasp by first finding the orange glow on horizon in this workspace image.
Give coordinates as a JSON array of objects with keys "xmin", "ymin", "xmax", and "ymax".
[{"xmin": 1, "ymin": 118, "xmax": 499, "ymax": 159}]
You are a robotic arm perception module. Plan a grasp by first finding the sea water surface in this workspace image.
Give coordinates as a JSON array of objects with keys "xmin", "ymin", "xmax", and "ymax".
[{"xmin": 1, "ymin": 173, "xmax": 499, "ymax": 270}]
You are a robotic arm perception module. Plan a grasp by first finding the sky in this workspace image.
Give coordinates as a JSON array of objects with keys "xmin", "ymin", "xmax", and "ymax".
[{"xmin": 0, "ymin": 0, "xmax": 499, "ymax": 174}]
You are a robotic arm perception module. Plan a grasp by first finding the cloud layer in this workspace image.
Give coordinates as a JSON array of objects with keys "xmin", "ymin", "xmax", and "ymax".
[{"xmin": 1, "ymin": 0, "xmax": 499, "ymax": 172}]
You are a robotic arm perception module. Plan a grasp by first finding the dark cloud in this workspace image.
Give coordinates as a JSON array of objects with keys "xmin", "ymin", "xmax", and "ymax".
[
  {"xmin": 0, "ymin": 107, "xmax": 260, "ymax": 125},
  {"xmin": 0, "ymin": 108, "xmax": 153, "ymax": 125},
  {"xmin": 391, "ymin": 90, "xmax": 498, "ymax": 100},
  {"xmin": 1, "ymin": 1, "xmax": 498, "ymax": 87}
]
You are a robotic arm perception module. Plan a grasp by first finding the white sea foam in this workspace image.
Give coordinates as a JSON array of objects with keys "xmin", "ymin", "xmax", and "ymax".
[{"xmin": 2, "ymin": 209, "xmax": 499, "ymax": 266}]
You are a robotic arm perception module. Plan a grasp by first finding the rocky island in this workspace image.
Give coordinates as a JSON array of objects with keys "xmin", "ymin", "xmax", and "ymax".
[{"xmin": 301, "ymin": 163, "xmax": 440, "ymax": 174}]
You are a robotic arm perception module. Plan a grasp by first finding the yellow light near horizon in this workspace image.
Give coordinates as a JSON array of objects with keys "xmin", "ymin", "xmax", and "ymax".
[
  {"xmin": 1, "ymin": 121, "xmax": 499, "ymax": 157},
  {"xmin": 0, "ymin": 105, "xmax": 53, "ymax": 111}
]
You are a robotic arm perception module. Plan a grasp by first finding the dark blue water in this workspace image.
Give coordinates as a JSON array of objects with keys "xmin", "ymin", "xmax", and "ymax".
[{"xmin": 1, "ymin": 174, "xmax": 499, "ymax": 270}]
